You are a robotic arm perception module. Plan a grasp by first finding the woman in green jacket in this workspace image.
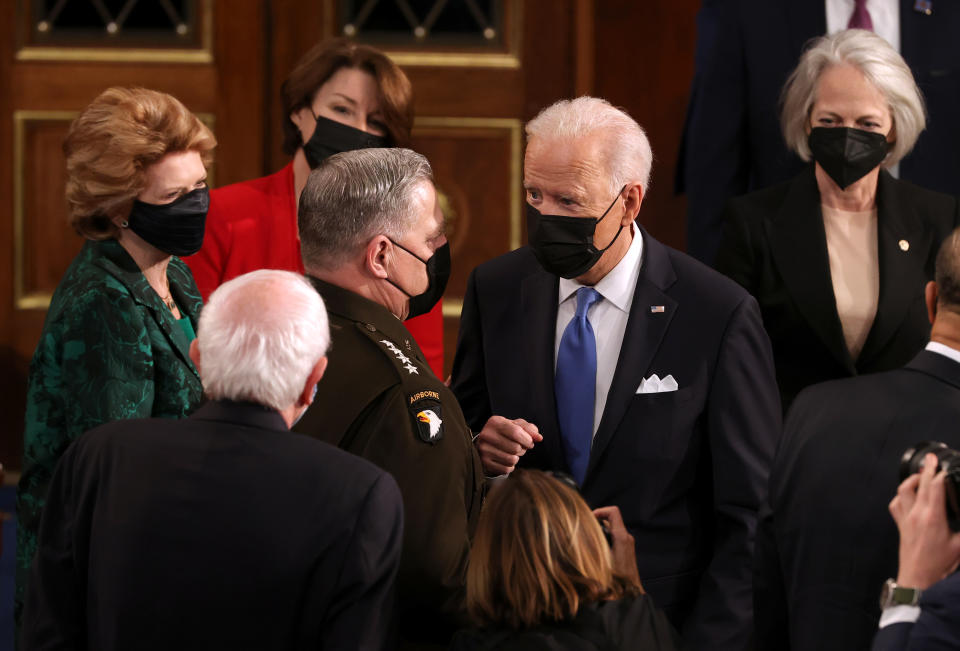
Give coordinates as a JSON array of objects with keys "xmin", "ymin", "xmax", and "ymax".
[{"xmin": 15, "ymin": 87, "xmax": 216, "ymax": 624}]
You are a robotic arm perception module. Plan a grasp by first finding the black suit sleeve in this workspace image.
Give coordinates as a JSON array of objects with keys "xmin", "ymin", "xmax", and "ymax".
[
  {"xmin": 683, "ymin": 1, "xmax": 751, "ymax": 265},
  {"xmin": 684, "ymin": 295, "xmax": 782, "ymax": 649},
  {"xmin": 321, "ymin": 472, "xmax": 404, "ymax": 651},
  {"xmin": 450, "ymin": 267, "xmax": 492, "ymax": 432},
  {"xmin": 21, "ymin": 444, "xmax": 85, "ymax": 650},
  {"xmin": 713, "ymin": 201, "xmax": 759, "ymax": 296}
]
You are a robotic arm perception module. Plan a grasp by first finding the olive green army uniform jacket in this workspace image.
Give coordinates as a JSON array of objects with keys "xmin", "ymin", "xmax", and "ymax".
[
  {"xmin": 295, "ymin": 278, "xmax": 485, "ymax": 649},
  {"xmin": 15, "ymin": 239, "xmax": 204, "ymax": 626}
]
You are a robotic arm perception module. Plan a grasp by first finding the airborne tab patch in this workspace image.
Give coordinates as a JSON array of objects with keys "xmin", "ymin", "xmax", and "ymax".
[{"xmin": 408, "ymin": 392, "xmax": 443, "ymax": 444}]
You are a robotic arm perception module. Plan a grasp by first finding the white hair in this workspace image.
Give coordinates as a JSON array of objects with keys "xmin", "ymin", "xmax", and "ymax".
[
  {"xmin": 299, "ymin": 147, "xmax": 434, "ymax": 271},
  {"xmin": 525, "ymin": 96, "xmax": 654, "ymax": 193},
  {"xmin": 781, "ymin": 29, "xmax": 926, "ymax": 166},
  {"xmin": 197, "ymin": 269, "xmax": 329, "ymax": 411}
]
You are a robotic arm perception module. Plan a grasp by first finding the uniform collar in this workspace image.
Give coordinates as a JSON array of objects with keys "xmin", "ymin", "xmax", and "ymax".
[{"xmin": 307, "ymin": 276, "xmax": 422, "ymax": 357}]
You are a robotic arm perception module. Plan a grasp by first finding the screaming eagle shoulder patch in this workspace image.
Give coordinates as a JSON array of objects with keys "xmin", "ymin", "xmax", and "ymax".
[{"xmin": 408, "ymin": 390, "xmax": 443, "ymax": 444}]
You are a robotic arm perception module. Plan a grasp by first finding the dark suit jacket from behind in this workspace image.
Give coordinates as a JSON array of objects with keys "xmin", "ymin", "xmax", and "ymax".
[
  {"xmin": 755, "ymin": 351, "xmax": 960, "ymax": 651},
  {"xmin": 716, "ymin": 167, "xmax": 959, "ymax": 412},
  {"xmin": 21, "ymin": 400, "xmax": 404, "ymax": 651},
  {"xmin": 871, "ymin": 572, "xmax": 960, "ymax": 651},
  {"xmin": 680, "ymin": 0, "xmax": 960, "ymax": 265},
  {"xmin": 450, "ymin": 228, "xmax": 782, "ymax": 651}
]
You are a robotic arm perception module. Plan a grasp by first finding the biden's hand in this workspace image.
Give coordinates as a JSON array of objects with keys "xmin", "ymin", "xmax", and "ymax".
[{"xmin": 475, "ymin": 415, "xmax": 542, "ymax": 476}]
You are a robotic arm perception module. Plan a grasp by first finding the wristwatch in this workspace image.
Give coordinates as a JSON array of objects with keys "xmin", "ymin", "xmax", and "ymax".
[{"xmin": 879, "ymin": 578, "xmax": 922, "ymax": 609}]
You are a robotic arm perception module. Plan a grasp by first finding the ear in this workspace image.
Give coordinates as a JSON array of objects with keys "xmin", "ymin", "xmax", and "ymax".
[
  {"xmin": 296, "ymin": 357, "xmax": 328, "ymax": 407},
  {"xmin": 364, "ymin": 236, "xmax": 392, "ymax": 280},
  {"xmin": 189, "ymin": 339, "xmax": 201, "ymax": 373},
  {"xmin": 926, "ymin": 281, "xmax": 938, "ymax": 325},
  {"xmin": 621, "ymin": 183, "xmax": 644, "ymax": 225}
]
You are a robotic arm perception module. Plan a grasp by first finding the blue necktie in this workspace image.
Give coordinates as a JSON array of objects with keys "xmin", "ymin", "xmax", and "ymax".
[{"xmin": 555, "ymin": 287, "xmax": 602, "ymax": 485}]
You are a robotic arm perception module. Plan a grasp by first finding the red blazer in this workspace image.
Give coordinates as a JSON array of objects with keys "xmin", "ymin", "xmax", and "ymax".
[{"xmin": 184, "ymin": 163, "xmax": 445, "ymax": 376}]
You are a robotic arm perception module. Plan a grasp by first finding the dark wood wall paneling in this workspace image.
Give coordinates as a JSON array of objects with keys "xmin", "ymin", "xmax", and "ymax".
[{"xmin": 593, "ymin": 1, "xmax": 698, "ymax": 250}]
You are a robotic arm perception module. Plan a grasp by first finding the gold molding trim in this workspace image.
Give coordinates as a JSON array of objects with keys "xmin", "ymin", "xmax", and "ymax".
[
  {"xmin": 324, "ymin": 0, "xmax": 522, "ymax": 69},
  {"xmin": 442, "ymin": 298, "xmax": 463, "ymax": 319},
  {"xmin": 13, "ymin": 110, "xmax": 216, "ymax": 311},
  {"xmin": 15, "ymin": 0, "xmax": 213, "ymax": 63},
  {"xmin": 13, "ymin": 110, "xmax": 77, "ymax": 311},
  {"xmin": 412, "ymin": 116, "xmax": 523, "ymax": 251}
]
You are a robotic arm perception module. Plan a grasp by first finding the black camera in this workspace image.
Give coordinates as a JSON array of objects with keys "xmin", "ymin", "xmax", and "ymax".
[{"xmin": 899, "ymin": 441, "xmax": 960, "ymax": 532}]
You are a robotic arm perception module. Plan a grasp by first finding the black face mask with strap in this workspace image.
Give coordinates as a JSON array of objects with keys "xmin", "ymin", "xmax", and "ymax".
[
  {"xmin": 302, "ymin": 114, "xmax": 388, "ymax": 169},
  {"xmin": 808, "ymin": 126, "xmax": 890, "ymax": 189},
  {"xmin": 385, "ymin": 241, "xmax": 451, "ymax": 320},
  {"xmin": 526, "ymin": 186, "xmax": 627, "ymax": 278}
]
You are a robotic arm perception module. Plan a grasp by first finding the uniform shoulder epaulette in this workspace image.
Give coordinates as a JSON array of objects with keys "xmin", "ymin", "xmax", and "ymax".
[{"xmin": 353, "ymin": 320, "xmax": 444, "ymax": 444}]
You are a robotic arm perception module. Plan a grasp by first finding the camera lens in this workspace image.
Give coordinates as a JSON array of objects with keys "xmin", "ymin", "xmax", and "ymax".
[{"xmin": 901, "ymin": 441, "xmax": 960, "ymax": 532}]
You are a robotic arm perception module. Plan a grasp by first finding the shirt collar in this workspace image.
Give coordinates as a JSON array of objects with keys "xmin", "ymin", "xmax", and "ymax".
[
  {"xmin": 558, "ymin": 221, "xmax": 644, "ymax": 313},
  {"xmin": 925, "ymin": 341, "xmax": 960, "ymax": 366}
]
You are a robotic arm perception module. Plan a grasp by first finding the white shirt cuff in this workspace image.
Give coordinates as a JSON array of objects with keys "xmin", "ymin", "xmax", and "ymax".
[{"xmin": 879, "ymin": 604, "xmax": 921, "ymax": 628}]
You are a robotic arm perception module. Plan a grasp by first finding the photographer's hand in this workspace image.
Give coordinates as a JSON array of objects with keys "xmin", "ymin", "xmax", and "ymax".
[
  {"xmin": 889, "ymin": 453, "xmax": 960, "ymax": 590},
  {"xmin": 474, "ymin": 416, "xmax": 542, "ymax": 476},
  {"xmin": 593, "ymin": 505, "xmax": 642, "ymax": 589}
]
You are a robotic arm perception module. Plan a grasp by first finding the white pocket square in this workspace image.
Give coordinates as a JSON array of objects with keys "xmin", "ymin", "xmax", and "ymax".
[{"xmin": 636, "ymin": 374, "xmax": 679, "ymax": 394}]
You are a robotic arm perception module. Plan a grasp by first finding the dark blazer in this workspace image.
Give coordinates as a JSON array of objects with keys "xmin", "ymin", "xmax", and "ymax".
[
  {"xmin": 296, "ymin": 279, "xmax": 485, "ymax": 649},
  {"xmin": 680, "ymin": 0, "xmax": 960, "ymax": 265},
  {"xmin": 871, "ymin": 572, "xmax": 960, "ymax": 651},
  {"xmin": 21, "ymin": 400, "xmax": 404, "ymax": 651},
  {"xmin": 449, "ymin": 595, "xmax": 680, "ymax": 651},
  {"xmin": 450, "ymin": 228, "xmax": 781, "ymax": 651},
  {"xmin": 715, "ymin": 167, "xmax": 959, "ymax": 411},
  {"xmin": 755, "ymin": 350, "xmax": 960, "ymax": 651}
]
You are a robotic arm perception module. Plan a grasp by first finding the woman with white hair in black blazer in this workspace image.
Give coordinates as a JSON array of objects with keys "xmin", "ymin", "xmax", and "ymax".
[{"xmin": 716, "ymin": 28, "xmax": 960, "ymax": 412}]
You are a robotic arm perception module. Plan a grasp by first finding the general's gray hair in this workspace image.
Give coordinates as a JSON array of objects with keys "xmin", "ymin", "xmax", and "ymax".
[
  {"xmin": 781, "ymin": 29, "xmax": 926, "ymax": 166},
  {"xmin": 525, "ymin": 96, "xmax": 653, "ymax": 193},
  {"xmin": 299, "ymin": 147, "xmax": 434, "ymax": 271},
  {"xmin": 197, "ymin": 269, "xmax": 329, "ymax": 411}
]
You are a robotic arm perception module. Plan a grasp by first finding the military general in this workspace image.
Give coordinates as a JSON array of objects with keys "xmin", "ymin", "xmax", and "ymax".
[{"xmin": 293, "ymin": 147, "xmax": 484, "ymax": 649}]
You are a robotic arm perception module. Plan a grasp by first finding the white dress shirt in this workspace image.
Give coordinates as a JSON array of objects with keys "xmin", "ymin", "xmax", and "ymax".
[
  {"xmin": 826, "ymin": 0, "xmax": 900, "ymax": 178},
  {"xmin": 826, "ymin": 0, "xmax": 900, "ymax": 51},
  {"xmin": 555, "ymin": 222, "xmax": 644, "ymax": 438},
  {"xmin": 925, "ymin": 341, "xmax": 960, "ymax": 365}
]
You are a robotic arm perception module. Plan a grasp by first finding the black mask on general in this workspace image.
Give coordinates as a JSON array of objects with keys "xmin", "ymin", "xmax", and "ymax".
[
  {"xmin": 808, "ymin": 126, "xmax": 890, "ymax": 190},
  {"xmin": 302, "ymin": 113, "xmax": 388, "ymax": 169},
  {"xmin": 386, "ymin": 241, "xmax": 451, "ymax": 320},
  {"xmin": 127, "ymin": 186, "xmax": 209, "ymax": 257},
  {"xmin": 527, "ymin": 186, "xmax": 627, "ymax": 278}
]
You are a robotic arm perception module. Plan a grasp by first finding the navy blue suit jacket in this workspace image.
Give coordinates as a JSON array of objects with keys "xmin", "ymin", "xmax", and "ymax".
[
  {"xmin": 450, "ymin": 227, "xmax": 781, "ymax": 650},
  {"xmin": 756, "ymin": 351, "xmax": 960, "ymax": 650},
  {"xmin": 679, "ymin": 0, "xmax": 960, "ymax": 265},
  {"xmin": 872, "ymin": 572, "xmax": 960, "ymax": 651},
  {"xmin": 21, "ymin": 400, "xmax": 404, "ymax": 651}
]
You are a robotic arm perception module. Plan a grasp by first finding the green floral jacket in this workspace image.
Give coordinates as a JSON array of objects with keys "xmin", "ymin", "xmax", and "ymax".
[{"xmin": 15, "ymin": 239, "xmax": 204, "ymax": 623}]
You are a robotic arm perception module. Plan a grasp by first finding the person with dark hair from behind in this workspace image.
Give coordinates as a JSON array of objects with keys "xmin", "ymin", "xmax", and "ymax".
[
  {"xmin": 21, "ymin": 269, "xmax": 404, "ymax": 651},
  {"xmin": 872, "ymin": 453, "xmax": 960, "ymax": 650},
  {"xmin": 755, "ymin": 228, "xmax": 960, "ymax": 650},
  {"xmin": 451, "ymin": 470, "xmax": 679, "ymax": 650}
]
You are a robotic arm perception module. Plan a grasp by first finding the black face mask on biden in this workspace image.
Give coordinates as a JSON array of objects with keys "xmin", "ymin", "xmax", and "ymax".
[{"xmin": 526, "ymin": 186, "xmax": 626, "ymax": 279}]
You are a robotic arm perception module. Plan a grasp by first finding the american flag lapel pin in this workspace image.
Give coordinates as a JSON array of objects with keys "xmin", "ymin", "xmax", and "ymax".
[
  {"xmin": 914, "ymin": 0, "xmax": 932, "ymax": 15},
  {"xmin": 650, "ymin": 305, "xmax": 665, "ymax": 313}
]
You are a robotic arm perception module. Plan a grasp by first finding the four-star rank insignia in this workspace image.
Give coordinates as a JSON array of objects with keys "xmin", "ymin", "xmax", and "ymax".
[{"xmin": 408, "ymin": 390, "xmax": 443, "ymax": 444}]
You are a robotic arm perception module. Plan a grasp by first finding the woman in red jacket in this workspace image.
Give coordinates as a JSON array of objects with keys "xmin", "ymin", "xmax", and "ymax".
[{"xmin": 185, "ymin": 38, "xmax": 445, "ymax": 374}]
